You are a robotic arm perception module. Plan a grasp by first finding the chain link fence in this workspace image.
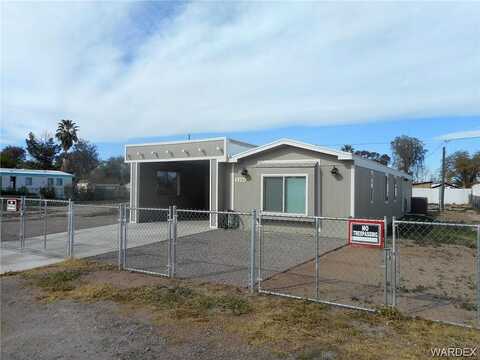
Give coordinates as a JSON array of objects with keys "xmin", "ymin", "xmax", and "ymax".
[
  {"xmin": 2, "ymin": 196, "xmax": 479, "ymax": 328},
  {"xmin": 258, "ymin": 214, "xmax": 388, "ymax": 311},
  {"xmin": 174, "ymin": 209, "xmax": 253, "ymax": 286},
  {"xmin": 393, "ymin": 218, "xmax": 480, "ymax": 327},
  {"xmin": 121, "ymin": 207, "xmax": 171, "ymax": 277},
  {"xmin": 72, "ymin": 204, "xmax": 121, "ymax": 266},
  {"xmin": 1, "ymin": 197, "xmax": 70, "ymax": 257}
]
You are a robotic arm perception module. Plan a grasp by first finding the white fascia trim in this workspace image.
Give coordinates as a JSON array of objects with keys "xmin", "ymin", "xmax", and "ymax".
[
  {"xmin": 260, "ymin": 173, "xmax": 309, "ymax": 216},
  {"xmin": 230, "ymin": 138, "xmax": 353, "ymax": 162},
  {"xmin": 125, "ymin": 137, "xmax": 227, "ymax": 147},
  {"xmin": 125, "ymin": 156, "xmax": 225, "ymax": 164},
  {"xmin": 353, "ymin": 157, "xmax": 412, "ymax": 179}
]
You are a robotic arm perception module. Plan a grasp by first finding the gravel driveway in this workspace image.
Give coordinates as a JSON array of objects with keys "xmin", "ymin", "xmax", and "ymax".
[{"xmin": 92, "ymin": 225, "xmax": 345, "ymax": 288}]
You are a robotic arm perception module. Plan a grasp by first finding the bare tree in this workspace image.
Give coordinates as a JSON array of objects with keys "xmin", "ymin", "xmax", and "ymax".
[{"xmin": 390, "ymin": 135, "xmax": 427, "ymax": 178}]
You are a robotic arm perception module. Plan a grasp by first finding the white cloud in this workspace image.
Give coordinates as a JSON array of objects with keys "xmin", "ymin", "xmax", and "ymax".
[
  {"xmin": 1, "ymin": 2, "xmax": 480, "ymax": 143},
  {"xmin": 436, "ymin": 129, "xmax": 480, "ymax": 141}
]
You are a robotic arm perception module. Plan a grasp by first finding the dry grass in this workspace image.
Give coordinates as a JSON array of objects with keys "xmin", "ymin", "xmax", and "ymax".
[{"xmin": 16, "ymin": 259, "xmax": 480, "ymax": 360}]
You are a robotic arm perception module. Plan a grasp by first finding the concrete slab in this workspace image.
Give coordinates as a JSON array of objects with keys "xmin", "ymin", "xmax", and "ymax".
[
  {"xmin": 1, "ymin": 220, "xmax": 210, "ymax": 274},
  {"xmin": 0, "ymin": 247, "xmax": 63, "ymax": 273}
]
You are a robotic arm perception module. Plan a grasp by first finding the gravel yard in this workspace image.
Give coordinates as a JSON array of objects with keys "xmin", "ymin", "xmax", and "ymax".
[{"xmin": 92, "ymin": 227, "xmax": 345, "ymax": 288}]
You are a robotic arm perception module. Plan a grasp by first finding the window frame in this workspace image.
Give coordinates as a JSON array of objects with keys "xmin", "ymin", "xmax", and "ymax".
[
  {"xmin": 47, "ymin": 178, "xmax": 54, "ymax": 187},
  {"xmin": 56, "ymin": 178, "xmax": 63, "ymax": 186},
  {"xmin": 261, "ymin": 174, "xmax": 308, "ymax": 216},
  {"xmin": 25, "ymin": 177, "xmax": 33, "ymax": 186}
]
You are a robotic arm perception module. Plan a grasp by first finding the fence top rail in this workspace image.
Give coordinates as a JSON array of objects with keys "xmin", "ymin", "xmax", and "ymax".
[
  {"xmin": 0, "ymin": 197, "xmax": 70, "ymax": 204},
  {"xmin": 260, "ymin": 213, "xmax": 383, "ymax": 222},
  {"xmin": 127, "ymin": 206, "xmax": 169, "ymax": 212},
  {"xmin": 394, "ymin": 219, "xmax": 479, "ymax": 228},
  {"xmin": 74, "ymin": 203, "xmax": 120, "ymax": 209},
  {"xmin": 176, "ymin": 208, "xmax": 252, "ymax": 216}
]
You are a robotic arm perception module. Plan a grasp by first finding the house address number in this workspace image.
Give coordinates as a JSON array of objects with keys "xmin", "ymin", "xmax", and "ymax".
[{"xmin": 234, "ymin": 177, "xmax": 247, "ymax": 183}]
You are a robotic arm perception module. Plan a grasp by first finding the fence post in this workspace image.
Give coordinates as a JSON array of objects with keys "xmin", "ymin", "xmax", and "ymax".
[
  {"xmin": 315, "ymin": 217, "xmax": 320, "ymax": 300},
  {"xmin": 383, "ymin": 216, "xmax": 388, "ymax": 306},
  {"xmin": 66, "ymin": 199, "xmax": 75, "ymax": 258},
  {"xmin": 43, "ymin": 200, "xmax": 47, "ymax": 249},
  {"xmin": 171, "ymin": 206, "xmax": 177, "ymax": 278},
  {"xmin": 20, "ymin": 196, "xmax": 25, "ymax": 249},
  {"xmin": 249, "ymin": 209, "xmax": 257, "ymax": 293},
  {"xmin": 257, "ymin": 213, "xmax": 262, "ymax": 291},
  {"xmin": 391, "ymin": 216, "xmax": 397, "ymax": 307},
  {"xmin": 167, "ymin": 206, "xmax": 173, "ymax": 277},
  {"xmin": 123, "ymin": 205, "xmax": 128, "ymax": 267},
  {"xmin": 118, "ymin": 204, "xmax": 124, "ymax": 270}
]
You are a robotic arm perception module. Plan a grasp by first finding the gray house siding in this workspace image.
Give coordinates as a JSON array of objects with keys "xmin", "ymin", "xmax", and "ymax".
[
  {"xmin": 354, "ymin": 166, "xmax": 410, "ymax": 220},
  {"xmin": 230, "ymin": 145, "xmax": 352, "ymax": 218}
]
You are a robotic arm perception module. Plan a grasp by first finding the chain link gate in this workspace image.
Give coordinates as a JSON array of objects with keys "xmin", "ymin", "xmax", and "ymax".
[{"xmin": 121, "ymin": 206, "xmax": 174, "ymax": 277}]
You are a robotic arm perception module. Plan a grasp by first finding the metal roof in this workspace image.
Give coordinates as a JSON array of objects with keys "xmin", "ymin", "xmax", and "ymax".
[{"xmin": 0, "ymin": 168, "xmax": 74, "ymax": 177}]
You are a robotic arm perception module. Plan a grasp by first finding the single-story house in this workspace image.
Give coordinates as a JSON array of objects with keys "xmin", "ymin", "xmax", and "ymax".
[
  {"xmin": 125, "ymin": 137, "xmax": 412, "ymax": 225},
  {"xmin": 0, "ymin": 168, "xmax": 73, "ymax": 199}
]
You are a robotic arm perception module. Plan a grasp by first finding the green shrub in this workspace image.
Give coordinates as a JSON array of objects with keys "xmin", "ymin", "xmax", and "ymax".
[{"xmin": 39, "ymin": 187, "xmax": 56, "ymax": 199}]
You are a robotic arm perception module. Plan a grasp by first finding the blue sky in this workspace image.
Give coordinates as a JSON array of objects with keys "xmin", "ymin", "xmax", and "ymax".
[
  {"xmin": 1, "ymin": 2, "xmax": 479, "ymax": 178},
  {"xmin": 94, "ymin": 115, "xmax": 478, "ymax": 179}
]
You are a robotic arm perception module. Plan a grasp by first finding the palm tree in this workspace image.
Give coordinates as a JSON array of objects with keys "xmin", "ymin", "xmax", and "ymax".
[
  {"xmin": 341, "ymin": 144, "xmax": 354, "ymax": 153},
  {"xmin": 55, "ymin": 119, "xmax": 79, "ymax": 171}
]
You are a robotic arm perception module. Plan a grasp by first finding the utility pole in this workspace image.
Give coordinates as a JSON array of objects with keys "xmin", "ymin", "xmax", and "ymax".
[{"xmin": 440, "ymin": 145, "xmax": 446, "ymax": 211}]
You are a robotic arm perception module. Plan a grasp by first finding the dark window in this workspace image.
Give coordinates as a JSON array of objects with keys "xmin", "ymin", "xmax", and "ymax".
[{"xmin": 156, "ymin": 171, "xmax": 180, "ymax": 195}]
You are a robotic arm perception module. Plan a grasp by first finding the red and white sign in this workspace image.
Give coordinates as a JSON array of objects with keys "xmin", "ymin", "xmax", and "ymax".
[
  {"xmin": 6, "ymin": 199, "xmax": 19, "ymax": 212},
  {"xmin": 348, "ymin": 220, "xmax": 384, "ymax": 248}
]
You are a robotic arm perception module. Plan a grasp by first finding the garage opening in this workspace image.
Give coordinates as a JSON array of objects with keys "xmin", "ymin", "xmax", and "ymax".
[{"xmin": 138, "ymin": 160, "xmax": 210, "ymax": 210}]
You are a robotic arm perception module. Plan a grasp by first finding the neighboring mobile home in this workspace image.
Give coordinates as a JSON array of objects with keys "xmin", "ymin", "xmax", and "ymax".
[
  {"xmin": 0, "ymin": 168, "xmax": 73, "ymax": 199},
  {"xmin": 125, "ymin": 138, "xmax": 412, "ymax": 223}
]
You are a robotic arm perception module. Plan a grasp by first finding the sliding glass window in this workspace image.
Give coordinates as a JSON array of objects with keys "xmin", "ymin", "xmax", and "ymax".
[{"xmin": 263, "ymin": 176, "xmax": 306, "ymax": 214}]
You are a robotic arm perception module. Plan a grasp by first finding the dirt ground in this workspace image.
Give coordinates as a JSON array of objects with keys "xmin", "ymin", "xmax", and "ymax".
[
  {"xmin": 1, "ymin": 260, "xmax": 479, "ymax": 360},
  {"xmin": 262, "ymin": 241, "xmax": 477, "ymax": 326},
  {"xmin": 1, "ymin": 272, "xmax": 275, "ymax": 360},
  {"xmin": 431, "ymin": 207, "xmax": 480, "ymax": 224}
]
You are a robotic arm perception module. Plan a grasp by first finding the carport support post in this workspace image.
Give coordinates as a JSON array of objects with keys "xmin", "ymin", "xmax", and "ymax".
[
  {"xmin": 315, "ymin": 217, "xmax": 320, "ymax": 300},
  {"xmin": 249, "ymin": 209, "xmax": 257, "ymax": 293}
]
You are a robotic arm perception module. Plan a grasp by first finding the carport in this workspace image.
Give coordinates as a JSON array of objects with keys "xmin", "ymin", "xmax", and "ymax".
[{"xmin": 126, "ymin": 138, "xmax": 256, "ymax": 224}]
